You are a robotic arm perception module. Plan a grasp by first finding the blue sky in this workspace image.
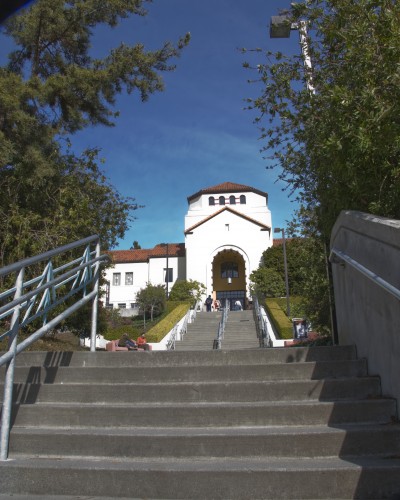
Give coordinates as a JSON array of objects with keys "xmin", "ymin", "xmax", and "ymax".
[{"xmin": 2, "ymin": 0, "xmax": 301, "ymax": 250}]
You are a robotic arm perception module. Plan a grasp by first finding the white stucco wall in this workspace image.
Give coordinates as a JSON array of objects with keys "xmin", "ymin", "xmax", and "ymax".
[
  {"xmin": 185, "ymin": 190, "xmax": 271, "ymax": 231},
  {"xmin": 185, "ymin": 206, "xmax": 272, "ymax": 297},
  {"xmin": 103, "ymin": 256, "xmax": 183, "ymax": 308}
]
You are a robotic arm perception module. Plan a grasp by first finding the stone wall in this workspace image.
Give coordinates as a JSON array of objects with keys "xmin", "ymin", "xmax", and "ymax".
[{"xmin": 330, "ymin": 210, "xmax": 400, "ymax": 412}]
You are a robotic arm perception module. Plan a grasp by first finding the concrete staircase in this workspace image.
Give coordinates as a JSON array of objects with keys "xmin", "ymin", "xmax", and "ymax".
[
  {"xmin": 1, "ymin": 347, "xmax": 400, "ymax": 499},
  {"xmin": 175, "ymin": 310, "xmax": 259, "ymax": 351},
  {"xmin": 223, "ymin": 309, "xmax": 259, "ymax": 349},
  {"xmin": 175, "ymin": 311, "xmax": 221, "ymax": 350}
]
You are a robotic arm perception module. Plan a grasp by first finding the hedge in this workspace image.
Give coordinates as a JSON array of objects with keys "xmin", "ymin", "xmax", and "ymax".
[
  {"xmin": 265, "ymin": 298, "xmax": 293, "ymax": 340},
  {"xmin": 145, "ymin": 303, "xmax": 191, "ymax": 343}
]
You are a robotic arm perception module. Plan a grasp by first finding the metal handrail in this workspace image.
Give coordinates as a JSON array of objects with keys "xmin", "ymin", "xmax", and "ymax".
[
  {"xmin": 0, "ymin": 235, "xmax": 109, "ymax": 461},
  {"xmin": 330, "ymin": 248, "xmax": 400, "ymax": 301},
  {"xmin": 253, "ymin": 296, "xmax": 272, "ymax": 348},
  {"xmin": 215, "ymin": 303, "xmax": 228, "ymax": 349}
]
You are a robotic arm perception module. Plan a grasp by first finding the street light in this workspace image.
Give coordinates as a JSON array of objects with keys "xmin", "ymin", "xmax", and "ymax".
[
  {"xmin": 274, "ymin": 227, "xmax": 290, "ymax": 318},
  {"xmin": 270, "ymin": 13, "xmax": 315, "ymax": 94},
  {"xmin": 160, "ymin": 243, "xmax": 169, "ymax": 298},
  {"xmin": 270, "ymin": 11, "xmax": 339, "ymax": 344}
]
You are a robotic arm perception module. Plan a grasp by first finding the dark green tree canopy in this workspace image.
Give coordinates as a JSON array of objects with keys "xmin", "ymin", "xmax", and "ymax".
[
  {"xmin": 245, "ymin": 0, "xmax": 400, "ymax": 239},
  {"xmin": 0, "ymin": 0, "xmax": 189, "ymax": 265},
  {"xmin": 169, "ymin": 279, "xmax": 205, "ymax": 303}
]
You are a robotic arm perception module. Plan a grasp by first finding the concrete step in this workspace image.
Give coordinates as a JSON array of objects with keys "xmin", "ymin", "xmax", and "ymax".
[
  {"xmin": 6, "ymin": 376, "xmax": 383, "ymax": 404},
  {"xmin": 9, "ymin": 424, "xmax": 400, "ymax": 459},
  {"xmin": 2, "ymin": 344, "xmax": 399, "ymax": 499},
  {"xmin": 8, "ymin": 345, "xmax": 359, "ymax": 367},
  {"xmin": 9, "ymin": 398, "xmax": 396, "ymax": 427},
  {"xmin": 2, "ymin": 455, "xmax": 400, "ymax": 499},
  {"xmin": 6, "ymin": 358, "xmax": 370, "ymax": 383}
]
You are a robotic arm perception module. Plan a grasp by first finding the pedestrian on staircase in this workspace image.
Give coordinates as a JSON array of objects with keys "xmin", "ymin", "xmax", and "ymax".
[{"xmin": 205, "ymin": 295, "xmax": 212, "ymax": 312}]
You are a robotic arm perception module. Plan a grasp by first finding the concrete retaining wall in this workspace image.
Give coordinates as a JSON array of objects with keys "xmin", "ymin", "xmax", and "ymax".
[{"xmin": 330, "ymin": 210, "xmax": 400, "ymax": 412}]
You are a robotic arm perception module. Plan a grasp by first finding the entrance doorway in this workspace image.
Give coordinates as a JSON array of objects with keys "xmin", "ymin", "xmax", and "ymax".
[{"xmin": 216, "ymin": 290, "xmax": 246, "ymax": 311}]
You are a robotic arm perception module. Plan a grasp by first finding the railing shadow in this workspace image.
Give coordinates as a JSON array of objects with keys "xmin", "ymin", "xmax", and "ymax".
[
  {"xmin": 294, "ymin": 346, "xmax": 400, "ymax": 499},
  {"xmin": 1, "ymin": 351, "xmax": 74, "ymax": 428}
]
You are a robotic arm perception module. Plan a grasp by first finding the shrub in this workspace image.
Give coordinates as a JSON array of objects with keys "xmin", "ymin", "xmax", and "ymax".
[
  {"xmin": 265, "ymin": 298, "xmax": 293, "ymax": 340},
  {"xmin": 146, "ymin": 303, "xmax": 190, "ymax": 343}
]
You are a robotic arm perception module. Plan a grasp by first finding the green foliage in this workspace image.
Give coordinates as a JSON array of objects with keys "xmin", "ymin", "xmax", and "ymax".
[
  {"xmin": 265, "ymin": 298, "xmax": 293, "ymax": 340},
  {"xmin": 105, "ymin": 323, "xmax": 140, "ymax": 341},
  {"xmin": 136, "ymin": 282, "xmax": 166, "ymax": 321},
  {"xmin": 246, "ymin": 0, "xmax": 400, "ymax": 239},
  {"xmin": 145, "ymin": 303, "xmax": 190, "ymax": 343},
  {"xmin": 250, "ymin": 267, "xmax": 285, "ymax": 299},
  {"xmin": 169, "ymin": 279, "xmax": 206, "ymax": 302},
  {"xmin": 262, "ymin": 239, "xmax": 308, "ymax": 296},
  {"xmin": 0, "ymin": 0, "xmax": 189, "ymax": 265},
  {"xmin": 64, "ymin": 301, "xmax": 108, "ymax": 337}
]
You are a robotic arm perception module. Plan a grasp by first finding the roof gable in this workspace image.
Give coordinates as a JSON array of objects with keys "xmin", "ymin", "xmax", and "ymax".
[{"xmin": 185, "ymin": 206, "xmax": 270, "ymax": 234}]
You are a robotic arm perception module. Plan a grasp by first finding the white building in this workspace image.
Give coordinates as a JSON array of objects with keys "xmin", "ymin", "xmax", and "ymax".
[{"xmin": 103, "ymin": 182, "xmax": 272, "ymax": 311}]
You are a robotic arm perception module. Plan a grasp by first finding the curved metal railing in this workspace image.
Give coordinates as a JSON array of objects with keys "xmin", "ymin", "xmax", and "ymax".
[
  {"xmin": 330, "ymin": 248, "xmax": 400, "ymax": 301},
  {"xmin": 0, "ymin": 235, "xmax": 109, "ymax": 460},
  {"xmin": 214, "ymin": 302, "xmax": 228, "ymax": 349},
  {"xmin": 253, "ymin": 295, "xmax": 272, "ymax": 348}
]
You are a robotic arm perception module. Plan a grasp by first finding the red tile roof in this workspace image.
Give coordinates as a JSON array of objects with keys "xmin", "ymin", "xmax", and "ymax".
[
  {"xmin": 185, "ymin": 206, "xmax": 271, "ymax": 234},
  {"xmin": 187, "ymin": 182, "xmax": 268, "ymax": 202},
  {"xmin": 109, "ymin": 243, "xmax": 185, "ymax": 263}
]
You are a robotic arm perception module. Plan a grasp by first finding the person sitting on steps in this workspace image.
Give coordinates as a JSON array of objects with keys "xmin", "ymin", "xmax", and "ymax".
[
  {"xmin": 118, "ymin": 333, "xmax": 138, "ymax": 350},
  {"xmin": 136, "ymin": 333, "xmax": 151, "ymax": 351}
]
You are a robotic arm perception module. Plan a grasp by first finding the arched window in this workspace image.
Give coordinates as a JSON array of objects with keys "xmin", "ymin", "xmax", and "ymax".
[
  {"xmin": 240, "ymin": 195, "xmax": 246, "ymax": 204},
  {"xmin": 209, "ymin": 196, "xmax": 215, "ymax": 206},
  {"xmin": 229, "ymin": 195, "xmax": 236, "ymax": 205},
  {"xmin": 221, "ymin": 262, "xmax": 239, "ymax": 278},
  {"xmin": 219, "ymin": 196, "xmax": 225, "ymax": 205}
]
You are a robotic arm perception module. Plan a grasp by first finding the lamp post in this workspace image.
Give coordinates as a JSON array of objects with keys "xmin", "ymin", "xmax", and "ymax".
[
  {"xmin": 274, "ymin": 227, "xmax": 290, "ymax": 318},
  {"xmin": 270, "ymin": 14, "xmax": 315, "ymax": 94},
  {"xmin": 270, "ymin": 12, "xmax": 339, "ymax": 344},
  {"xmin": 160, "ymin": 243, "xmax": 169, "ymax": 298}
]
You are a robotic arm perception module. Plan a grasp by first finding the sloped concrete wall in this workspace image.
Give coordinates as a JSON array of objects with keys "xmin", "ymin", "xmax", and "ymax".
[{"xmin": 330, "ymin": 211, "xmax": 400, "ymax": 411}]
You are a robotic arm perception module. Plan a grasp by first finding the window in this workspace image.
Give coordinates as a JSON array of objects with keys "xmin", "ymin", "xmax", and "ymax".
[
  {"xmin": 112, "ymin": 272, "xmax": 121, "ymax": 286},
  {"xmin": 164, "ymin": 268, "xmax": 173, "ymax": 283},
  {"xmin": 240, "ymin": 195, "xmax": 246, "ymax": 204},
  {"xmin": 209, "ymin": 196, "xmax": 215, "ymax": 206},
  {"xmin": 229, "ymin": 195, "xmax": 236, "ymax": 205},
  {"xmin": 221, "ymin": 262, "xmax": 239, "ymax": 279},
  {"xmin": 125, "ymin": 272, "xmax": 133, "ymax": 285},
  {"xmin": 219, "ymin": 196, "xmax": 225, "ymax": 205},
  {"xmin": 118, "ymin": 303, "xmax": 126, "ymax": 309}
]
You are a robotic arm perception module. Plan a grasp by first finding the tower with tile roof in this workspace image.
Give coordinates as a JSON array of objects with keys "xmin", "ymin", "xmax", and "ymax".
[
  {"xmin": 184, "ymin": 182, "xmax": 272, "ymax": 309},
  {"xmin": 103, "ymin": 182, "xmax": 272, "ymax": 312}
]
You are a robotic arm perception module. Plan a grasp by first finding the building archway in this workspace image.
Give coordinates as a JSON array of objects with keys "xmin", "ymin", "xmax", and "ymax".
[{"xmin": 211, "ymin": 248, "xmax": 248, "ymax": 310}]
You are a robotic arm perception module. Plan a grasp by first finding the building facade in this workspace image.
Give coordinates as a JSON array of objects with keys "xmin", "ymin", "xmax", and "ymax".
[{"xmin": 103, "ymin": 182, "xmax": 272, "ymax": 311}]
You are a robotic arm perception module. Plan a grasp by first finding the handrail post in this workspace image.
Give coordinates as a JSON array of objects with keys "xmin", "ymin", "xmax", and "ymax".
[
  {"xmin": 90, "ymin": 240, "xmax": 101, "ymax": 352},
  {"xmin": 0, "ymin": 267, "xmax": 24, "ymax": 461}
]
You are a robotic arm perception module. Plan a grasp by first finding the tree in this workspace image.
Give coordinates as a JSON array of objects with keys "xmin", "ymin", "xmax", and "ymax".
[
  {"xmin": 250, "ymin": 267, "xmax": 285, "ymax": 300},
  {"xmin": 136, "ymin": 282, "xmax": 166, "ymax": 323},
  {"xmin": 244, "ymin": 0, "xmax": 400, "ymax": 241},
  {"xmin": 262, "ymin": 238, "xmax": 308, "ymax": 296},
  {"xmin": 131, "ymin": 241, "xmax": 141, "ymax": 250},
  {"xmin": 168, "ymin": 279, "xmax": 206, "ymax": 303},
  {"xmin": 0, "ymin": 0, "xmax": 190, "ymax": 264}
]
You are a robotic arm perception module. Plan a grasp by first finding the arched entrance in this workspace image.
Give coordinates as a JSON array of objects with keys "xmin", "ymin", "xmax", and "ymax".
[{"xmin": 212, "ymin": 249, "xmax": 247, "ymax": 310}]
